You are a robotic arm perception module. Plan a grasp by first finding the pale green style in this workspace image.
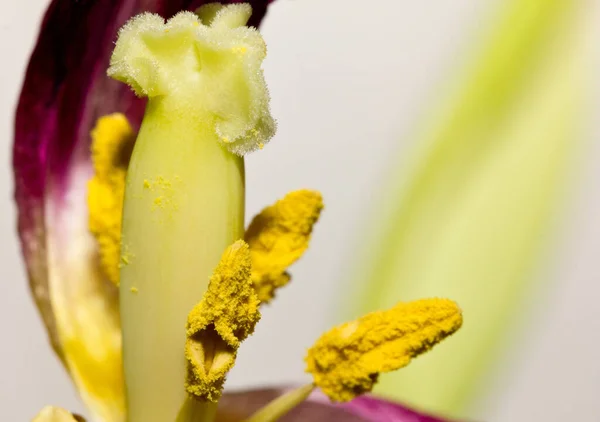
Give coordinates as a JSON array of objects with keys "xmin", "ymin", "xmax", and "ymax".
[
  {"xmin": 107, "ymin": 5, "xmax": 274, "ymax": 422},
  {"xmin": 347, "ymin": 0, "xmax": 590, "ymax": 418}
]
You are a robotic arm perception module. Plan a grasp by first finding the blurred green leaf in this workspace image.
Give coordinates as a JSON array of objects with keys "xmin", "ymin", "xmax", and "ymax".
[{"xmin": 346, "ymin": 0, "xmax": 589, "ymax": 417}]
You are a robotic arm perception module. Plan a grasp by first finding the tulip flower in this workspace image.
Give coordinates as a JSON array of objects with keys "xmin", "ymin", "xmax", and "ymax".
[{"xmin": 14, "ymin": 2, "xmax": 463, "ymax": 422}]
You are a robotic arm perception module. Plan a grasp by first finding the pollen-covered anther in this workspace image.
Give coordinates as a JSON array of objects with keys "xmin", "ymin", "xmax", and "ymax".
[
  {"xmin": 107, "ymin": 3, "xmax": 275, "ymax": 155},
  {"xmin": 244, "ymin": 190, "xmax": 324, "ymax": 303},
  {"xmin": 185, "ymin": 240, "xmax": 261, "ymax": 402},
  {"xmin": 88, "ymin": 113, "xmax": 134, "ymax": 286},
  {"xmin": 305, "ymin": 298, "xmax": 463, "ymax": 402}
]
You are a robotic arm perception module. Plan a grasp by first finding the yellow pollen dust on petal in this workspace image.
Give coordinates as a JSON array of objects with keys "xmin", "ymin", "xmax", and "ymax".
[
  {"xmin": 88, "ymin": 113, "xmax": 134, "ymax": 286},
  {"xmin": 185, "ymin": 240, "xmax": 261, "ymax": 402},
  {"xmin": 32, "ymin": 406, "xmax": 83, "ymax": 422},
  {"xmin": 305, "ymin": 298, "xmax": 463, "ymax": 402},
  {"xmin": 244, "ymin": 190, "xmax": 324, "ymax": 303}
]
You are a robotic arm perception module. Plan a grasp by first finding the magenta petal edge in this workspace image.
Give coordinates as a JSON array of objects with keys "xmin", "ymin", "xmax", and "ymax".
[
  {"xmin": 218, "ymin": 387, "xmax": 456, "ymax": 422},
  {"xmin": 13, "ymin": 0, "xmax": 272, "ymax": 358}
]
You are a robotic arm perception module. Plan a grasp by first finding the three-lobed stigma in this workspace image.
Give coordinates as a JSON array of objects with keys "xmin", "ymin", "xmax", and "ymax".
[{"xmin": 107, "ymin": 3, "xmax": 275, "ymax": 155}]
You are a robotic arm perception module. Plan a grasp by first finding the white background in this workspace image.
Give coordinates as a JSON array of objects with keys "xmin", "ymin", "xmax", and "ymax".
[{"xmin": 2, "ymin": 0, "xmax": 600, "ymax": 421}]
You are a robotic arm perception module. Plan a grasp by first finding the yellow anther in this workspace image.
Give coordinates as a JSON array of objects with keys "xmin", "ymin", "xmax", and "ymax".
[
  {"xmin": 305, "ymin": 298, "xmax": 463, "ymax": 402},
  {"xmin": 88, "ymin": 113, "xmax": 134, "ymax": 286},
  {"xmin": 185, "ymin": 240, "xmax": 261, "ymax": 402},
  {"xmin": 32, "ymin": 406, "xmax": 81, "ymax": 422},
  {"xmin": 244, "ymin": 190, "xmax": 323, "ymax": 303}
]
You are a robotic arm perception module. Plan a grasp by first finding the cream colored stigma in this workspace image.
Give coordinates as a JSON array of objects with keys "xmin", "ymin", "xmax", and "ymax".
[{"xmin": 108, "ymin": 3, "xmax": 275, "ymax": 155}]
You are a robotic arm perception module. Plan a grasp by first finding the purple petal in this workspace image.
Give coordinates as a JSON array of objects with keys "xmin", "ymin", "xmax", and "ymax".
[
  {"xmin": 338, "ymin": 395, "xmax": 454, "ymax": 422},
  {"xmin": 219, "ymin": 388, "xmax": 368, "ymax": 422},
  {"xmin": 218, "ymin": 388, "xmax": 457, "ymax": 422}
]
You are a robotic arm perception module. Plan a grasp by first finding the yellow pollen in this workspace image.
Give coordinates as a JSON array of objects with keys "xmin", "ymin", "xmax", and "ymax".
[
  {"xmin": 258, "ymin": 142, "xmax": 264, "ymax": 150},
  {"xmin": 185, "ymin": 240, "xmax": 261, "ymax": 402},
  {"xmin": 232, "ymin": 46, "xmax": 247, "ymax": 54},
  {"xmin": 88, "ymin": 113, "xmax": 134, "ymax": 286},
  {"xmin": 130, "ymin": 287, "xmax": 138, "ymax": 294},
  {"xmin": 244, "ymin": 190, "xmax": 323, "ymax": 303},
  {"xmin": 305, "ymin": 298, "xmax": 463, "ymax": 402},
  {"xmin": 143, "ymin": 175, "xmax": 179, "ymax": 219}
]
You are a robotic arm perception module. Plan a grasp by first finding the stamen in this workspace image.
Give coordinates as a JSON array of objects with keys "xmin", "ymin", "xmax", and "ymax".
[
  {"xmin": 245, "ymin": 190, "xmax": 324, "ymax": 303},
  {"xmin": 185, "ymin": 241, "xmax": 261, "ymax": 402},
  {"xmin": 88, "ymin": 113, "xmax": 134, "ymax": 285},
  {"xmin": 305, "ymin": 298, "xmax": 463, "ymax": 402},
  {"xmin": 244, "ymin": 384, "xmax": 316, "ymax": 422}
]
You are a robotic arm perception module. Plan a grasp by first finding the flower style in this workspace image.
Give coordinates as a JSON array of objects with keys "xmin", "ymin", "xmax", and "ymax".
[{"xmin": 15, "ymin": 2, "xmax": 463, "ymax": 422}]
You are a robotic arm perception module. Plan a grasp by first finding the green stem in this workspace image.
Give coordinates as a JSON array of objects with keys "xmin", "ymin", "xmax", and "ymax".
[{"xmin": 120, "ymin": 96, "xmax": 244, "ymax": 422}]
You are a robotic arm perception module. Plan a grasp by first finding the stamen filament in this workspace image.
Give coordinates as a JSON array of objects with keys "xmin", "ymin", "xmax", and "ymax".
[
  {"xmin": 176, "ymin": 398, "xmax": 218, "ymax": 422},
  {"xmin": 244, "ymin": 384, "xmax": 316, "ymax": 422}
]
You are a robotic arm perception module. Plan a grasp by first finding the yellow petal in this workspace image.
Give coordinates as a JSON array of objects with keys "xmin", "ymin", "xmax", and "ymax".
[
  {"xmin": 245, "ymin": 190, "xmax": 323, "ymax": 303},
  {"xmin": 43, "ymin": 118, "xmax": 126, "ymax": 421},
  {"xmin": 32, "ymin": 406, "xmax": 83, "ymax": 422}
]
